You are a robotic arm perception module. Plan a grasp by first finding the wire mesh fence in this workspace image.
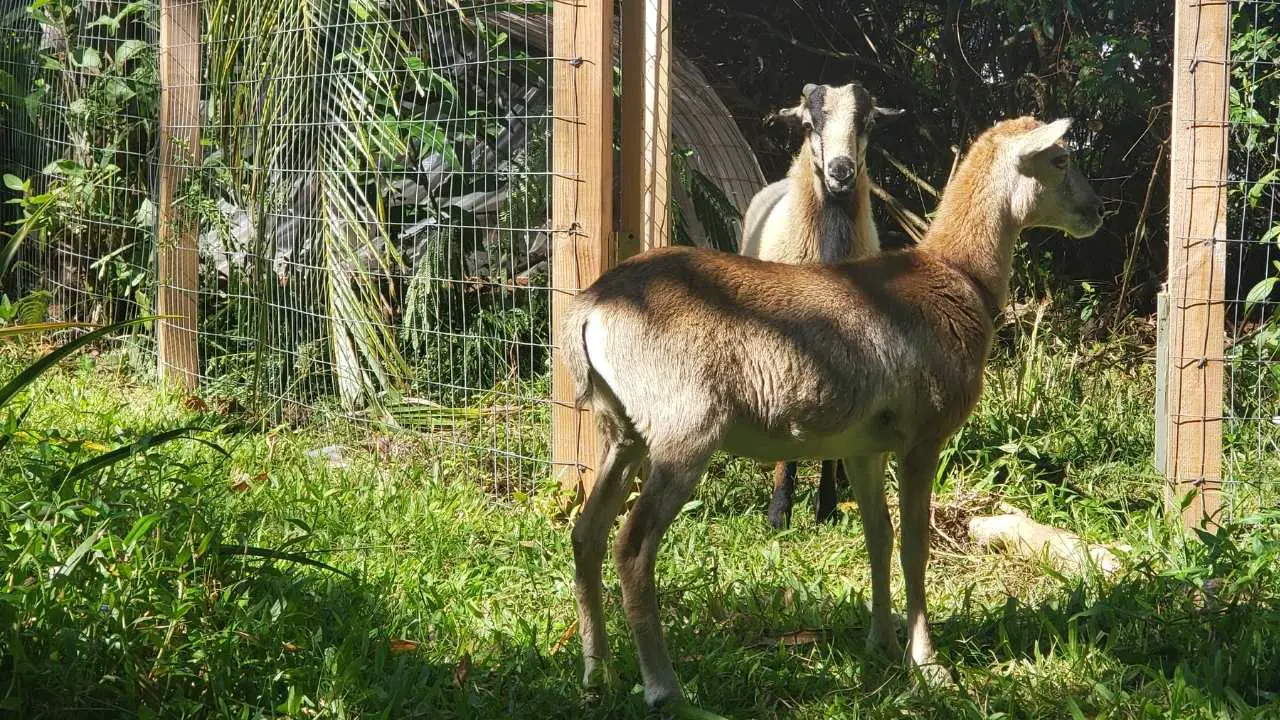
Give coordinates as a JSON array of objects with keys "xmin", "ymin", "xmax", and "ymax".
[
  {"xmin": 1, "ymin": 0, "xmax": 561, "ymax": 494},
  {"xmin": 12, "ymin": 0, "xmax": 1270, "ymax": 512},
  {"xmin": 191, "ymin": 0, "xmax": 558, "ymax": 493},
  {"xmin": 1208, "ymin": 0, "xmax": 1280, "ymax": 507},
  {"xmin": 0, "ymin": 0, "xmax": 762, "ymax": 497},
  {"xmin": 0, "ymin": 0, "xmax": 157, "ymax": 327},
  {"xmin": 1223, "ymin": 0, "xmax": 1280, "ymax": 507},
  {"xmin": 1163, "ymin": 0, "xmax": 1280, "ymax": 519}
]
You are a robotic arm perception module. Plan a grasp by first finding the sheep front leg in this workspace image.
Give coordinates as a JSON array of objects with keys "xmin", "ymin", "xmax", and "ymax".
[
  {"xmin": 767, "ymin": 461, "xmax": 798, "ymax": 529},
  {"xmin": 899, "ymin": 440, "xmax": 951, "ymax": 685},
  {"xmin": 845, "ymin": 452, "xmax": 899, "ymax": 658}
]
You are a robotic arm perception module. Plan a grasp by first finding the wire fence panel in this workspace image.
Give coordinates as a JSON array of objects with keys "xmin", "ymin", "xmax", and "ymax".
[
  {"xmin": 0, "ymin": 0, "xmax": 158, "ymax": 329},
  {"xmin": 1223, "ymin": 0, "xmax": 1280, "ymax": 511},
  {"xmin": 194, "ymin": 0, "xmax": 557, "ymax": 494},
  {"xmin": 1, "ymin": 0, "xmax": 766, "ymax": 500},
  {"xmin": 2, "ymin": 0, "xmax": 559, "ymax": 496},
  {"xmin": 1162, "ymin": 0, "xmax": 1280, "ymax": 522}
]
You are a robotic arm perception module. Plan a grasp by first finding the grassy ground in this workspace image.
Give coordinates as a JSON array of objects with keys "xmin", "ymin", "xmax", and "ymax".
[{"xmin": 2, "ymin": 317, "xmax": 1280, "ymax": 719}]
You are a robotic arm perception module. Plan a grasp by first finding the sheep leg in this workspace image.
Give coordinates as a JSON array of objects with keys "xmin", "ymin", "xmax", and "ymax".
[
  {"xmin": 899, "ymin": 440, "xmax": 950, "ymax": 685},
  {"xmin": 815, "ymin": 459, "xmax": 844, "ymax": 524},
  {"xmin": 572, "ymin": 435, "xmax": 642, "ymax": 690},
  {"xmin": 845, "ymin": 452, "xmax": 899, "ymax": 658},
  {"xmin": 767, "ymin": 461, "xmax": 798, "ymax": 529},
  {"xmin": 614, "ymin": 455, "xmax": 708, "ymax": 709}
]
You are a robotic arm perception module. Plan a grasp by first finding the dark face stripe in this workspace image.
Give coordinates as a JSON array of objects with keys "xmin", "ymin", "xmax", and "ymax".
[
  {"xmin": 849, "ymin": 84, "xmax": 874, "ymax": 132},
  {"xmin": 806, "ymin": 85, "xmax": 827, "ymax": 134}
]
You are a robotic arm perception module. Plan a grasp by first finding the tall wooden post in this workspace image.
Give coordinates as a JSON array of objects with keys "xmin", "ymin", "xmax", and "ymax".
[
  {"xmin": 620, "ymin": 0, "xmax": 672, "ymax": 258},
  {"xmin": 551, "ymin": 0, "xmax": 615, "ymax": 498},
  {"xmin": 156, "ymin": 0, "xmax": 202, "ymax": 390},
  {"xmin": 1163, "ymin": 0, "xmax": 1229, "ymax": 528}
]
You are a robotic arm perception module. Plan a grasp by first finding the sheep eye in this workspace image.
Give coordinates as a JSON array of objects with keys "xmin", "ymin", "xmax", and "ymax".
[{"xmin": 1051, "ymin": 154, "xmax": 1069, "ymax": 170}]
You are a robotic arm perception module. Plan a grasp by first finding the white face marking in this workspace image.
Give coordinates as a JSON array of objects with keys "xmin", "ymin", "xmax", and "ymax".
[{"xmin": 818, "ymin": 86, "xmax": 862, "ymax": 171}]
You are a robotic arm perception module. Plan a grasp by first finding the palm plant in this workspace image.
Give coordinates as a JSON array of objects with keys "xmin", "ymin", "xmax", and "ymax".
[{"xmin": 201, "ymin": 0, "xmax": 418, "ymax": 410}]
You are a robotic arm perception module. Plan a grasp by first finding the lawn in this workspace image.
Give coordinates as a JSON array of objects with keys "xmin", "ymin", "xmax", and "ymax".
[{"xmin": 2, "ymin": 320, "xmax": 1280, "ymax": 719}]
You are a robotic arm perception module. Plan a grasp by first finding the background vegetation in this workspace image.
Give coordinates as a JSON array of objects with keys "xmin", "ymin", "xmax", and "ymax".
[{"xmin": 1, "ymin": 0, "xmax": 1279, "ymax": 716}]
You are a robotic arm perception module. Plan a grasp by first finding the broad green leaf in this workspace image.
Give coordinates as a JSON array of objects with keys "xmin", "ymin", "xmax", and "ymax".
[
  {"xmin": 76, "ymin": 47, "xmax": 102, "ymax": 70},
  {"xmin": 1, "ymin": 174, "xmax": 23, "ymax": 192},
  {"xmin": 123, "ymin": 513, "xmax": 163, "ymax": 547},
  {"xmin": 86, "ymin": 14, "xmax": 121, "ymax": 32},
  {"xmin": 114, "ymin": 39, "xmax": 147, "ymax": 65},
  {"xmin": 1245, "ymin": 276, "xmax": 1277, "ymax": 313}
]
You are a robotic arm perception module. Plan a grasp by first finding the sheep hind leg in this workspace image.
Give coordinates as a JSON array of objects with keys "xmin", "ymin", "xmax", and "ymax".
[
  {"xmin": 767, "ymin": 461, "xmax": 798, "ymax": 529},
  {"xmin": 572, "ymin": 433, "xmax": 642, "ymax": 691},
  {"xmin": 614, "ymin": 453, "xmax": 711, "ymax": 711},
  {"xmin": 815, "ymin": 459, "xmax": 844, "ymax": 524}
]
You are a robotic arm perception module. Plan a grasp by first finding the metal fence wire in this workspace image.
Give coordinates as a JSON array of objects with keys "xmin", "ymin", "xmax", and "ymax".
[
  {"xmin": 0, "ymin": 0, "xmax": 762, "ymax": 496},
  {"xmin": 1223, "ymin": 0, "xmax": 1280, "ymax": 506},
  {"xmin": 1, "ymin": 0, "xmax": 560, "ymax": 493},
  {"xmin": 10, "ymin": 0, "xmax": 1273, "ymax": 507},
  {"xmin": 0, "ymin": 0, "xmax": 156, "ymax": 327}
]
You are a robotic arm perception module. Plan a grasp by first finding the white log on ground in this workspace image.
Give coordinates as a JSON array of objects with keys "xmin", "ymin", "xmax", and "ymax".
[{"xmin": 967, "ymin": 504, "xmax": 1127, "ymax": 575}]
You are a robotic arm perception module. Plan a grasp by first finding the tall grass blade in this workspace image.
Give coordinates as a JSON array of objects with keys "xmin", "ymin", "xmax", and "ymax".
[
  {"xmin": 0, "ymin": 321, "xmax": 97, "ymax": 338},
  {"xmin": 214, "ymin": 543, "xmax": 355, "ymax": 580},
  {"xmin": 0, "ymin": 317, "xmax": 155, "ymax": 411},
  {"xmin": 63, "ymin": 426, "xmax": 227, "ymax": 484}
]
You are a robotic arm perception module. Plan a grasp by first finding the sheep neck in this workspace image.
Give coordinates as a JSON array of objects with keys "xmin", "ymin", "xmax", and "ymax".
[
  {"xmin": 918, "ymin": 148, "xmax": 1020, "ymax": 310},
  {"xmin": 787, "ymin": 140, "xmax": 869, "ymax": 261}
]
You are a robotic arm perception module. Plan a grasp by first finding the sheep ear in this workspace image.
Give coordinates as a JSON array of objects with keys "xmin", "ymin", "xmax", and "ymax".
[
  {"xmin": 871, "ymin": 106, "xmax": 906, "ymax": 124},
  {"xmin": 1014, "ymin": 118, "xmax": 1072, "ymax": 157},
  {"xmin": 802, "ymin": 83, "xmax": 819, "ymax": 98},
  {"xmin": 766, "ymin": 104, "xmax": 806, "ymax": 128}
]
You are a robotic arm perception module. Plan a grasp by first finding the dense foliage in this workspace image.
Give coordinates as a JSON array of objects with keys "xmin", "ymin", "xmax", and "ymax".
[
  {"xmin": 677, "ymin": 0, "xmax": 1279, "ymax": 322},
  {"xmin": 1, "ymin": 0, "xmax": 1277, "ymax": 414}
]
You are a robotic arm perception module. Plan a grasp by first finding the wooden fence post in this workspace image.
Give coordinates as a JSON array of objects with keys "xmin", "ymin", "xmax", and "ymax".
[
  {"xmin": 156, "ymin": 0, "xmax": 202, "ymax": 390},
  {"xmin": 551, "ymin": 0, "xmax": 615, "ymax": 500},
  {"xmin": 620, "ymin": 0, "xmax": 672, "ymax": 258},
  {"xmin": 1163, "ymin": 0, "xmax": 1229, "ymax": 528}
]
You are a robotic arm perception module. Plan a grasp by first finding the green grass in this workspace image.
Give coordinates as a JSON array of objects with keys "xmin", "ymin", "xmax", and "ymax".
[{"xmin": 2, "ymin": 321, "xmax": 1280, "ymax": 719}]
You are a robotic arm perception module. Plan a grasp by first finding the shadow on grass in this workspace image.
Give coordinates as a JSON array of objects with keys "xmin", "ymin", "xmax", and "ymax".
[
  {"xmin": 662, "ymin": 559, "xmax": 1280, "ymax": 718},
  {"xmin": 2, "ymin": 561, "xmax": 641, "ymax": 719},
  {"xmin": 9, "ymin": 539, "xmax": 1279, "ymax": 719}
]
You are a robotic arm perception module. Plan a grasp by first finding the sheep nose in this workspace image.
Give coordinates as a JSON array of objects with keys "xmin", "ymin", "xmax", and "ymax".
[{"xmin": 826, "ymin": 157, "xmax": 855, "ymax": 184}]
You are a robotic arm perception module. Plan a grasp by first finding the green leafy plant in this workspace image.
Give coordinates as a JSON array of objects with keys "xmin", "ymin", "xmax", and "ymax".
[{"xmin": 1, "ymin": 0, "xmax": 158, "ymax": 325}]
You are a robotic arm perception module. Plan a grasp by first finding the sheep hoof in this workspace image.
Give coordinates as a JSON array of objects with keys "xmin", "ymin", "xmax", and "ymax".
[
  {"xmin": 582, "ymin": 662, "xmax": 616, "ymax": 693},
  {"xmin": 913, "ymin": 661, "xmax": 955, "ymax": 689},
  {"xmin": 864, "ymin": 632, "xmax": 902, "ymax": 661},
  {"xmin": 766, "ymin": 506, "xmax": 791, "ymax": 530},
  {"xmin": 660, "ymin": 698, "xmax": 731, "ymax": 720}
]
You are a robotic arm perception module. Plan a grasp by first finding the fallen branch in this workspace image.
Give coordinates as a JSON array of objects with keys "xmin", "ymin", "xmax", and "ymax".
[
  {"xmin": 869, "ymin": 180, "xmax": 929, "ymax": 243},
  {"xmin": 968, "ymin": 503, "xmax": 1128, "ymax": 576},
  {"xmin": 873, "ymin": 147, "xmax": 940, "ymax": 198}
]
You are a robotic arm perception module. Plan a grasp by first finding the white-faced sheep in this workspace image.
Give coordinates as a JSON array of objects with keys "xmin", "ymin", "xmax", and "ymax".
[{"xmin": 740, "ymin": 82, "xmax": 903, "ymax": 529}]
